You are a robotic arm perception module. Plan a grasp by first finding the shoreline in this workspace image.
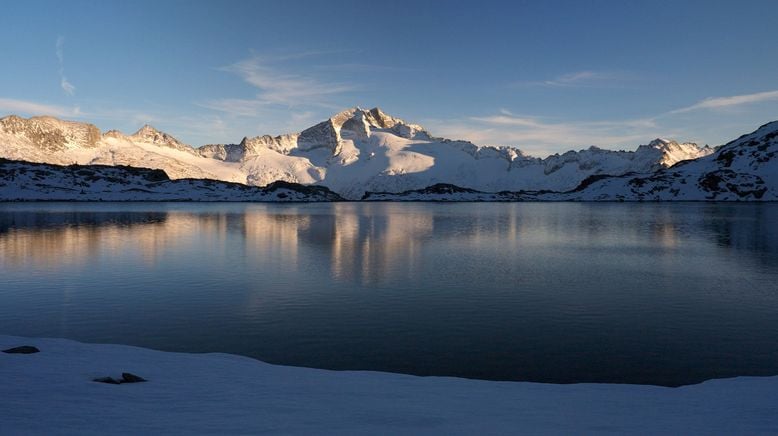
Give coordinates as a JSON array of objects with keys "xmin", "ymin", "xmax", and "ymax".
[{"xmin": 2, "ymin": 335, "xmax": 777, "ymax": 434}]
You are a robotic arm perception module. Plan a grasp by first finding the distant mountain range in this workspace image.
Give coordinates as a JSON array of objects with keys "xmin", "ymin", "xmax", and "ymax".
[{"xmin": 1, "ymin": 108, "xmax": 775, "ymax": 201}]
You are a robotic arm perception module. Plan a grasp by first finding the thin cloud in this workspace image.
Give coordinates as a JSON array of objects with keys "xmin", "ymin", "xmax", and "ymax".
[
  {"xmin": 205, "ymin": 54, "xmax": 355, "ymax": 116},
  {"xmin": 198, "ymin": 98, "xmax": 270, "ymax": 117},
  {"xmin": 544, "ymin": 71, "xmax": 609, "ymax": 87},
  {"xmin": 512, "ymin": 70, "xmax": 635, "ymax": 89},
  {"xmin": 669, "ymin": 90, "xmax": 778, "ymax": 114},
  {"xmin": 60, "ymin": 78, "xmax": 76, "ymax": 96},
  {"xmin": 289, "ymin": 110, "xmax": 316, "ymax": 126},
  {"xmin": 424, "ymin": 112, "xmax": 665, "ymax": 158},
  {"xmin": 264, "ymin": 49, "xmax": 355, "ymax": 62},
  {"xmin": 470, "ymin": 113, "xmax": 542, "ymax": 128},
  {"xmin": 0, "ymin": 98, "xmax": 80, "ymax": 117},
  {"xmin": 144, "ymin": 114, "xmax": 229, "ymax": 145},
  {"xmin": 56, "ymin": 36, "xmax": 76, "ymax": 96},
  {"xmin": 427, "ymin": 88, "xmax": 778, "ymax": 157},
  {"xmin": 312, "ymin": 63, "xmax": 419, "ymax": 73}
]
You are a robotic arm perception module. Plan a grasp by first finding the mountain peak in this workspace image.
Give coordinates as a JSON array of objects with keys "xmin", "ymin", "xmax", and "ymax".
[
  {"xmin": 130, "ymin": 124, "xmax": 191, "ymax": 151},
  {"xmin": 718, "ymin": 119, "xmax": 778, "ymax": 152},
  {"xmin": 137, "ymin": 124, "xmax": 156, "ymax": 132},
  {"xmin": 132, "ymin": 124, "xmax": 164, "ymax": 138},
  {"xmin": 648, "ymin": 138, "xmax": 673, "ymax": 147},
  {"xmin": 630, "ymin": 137, "xmax": 711, "ymax": 169},
  {"xmin": 364, "ymin": 107, "xmax": 403, "ymax": 129},
  {"xmin": 327, "ymin": 106, "xmax": 430, "ymax": 140},
  {"xmin": 744, "ymin": 120, "xmax": 778, "ymax": 141}
]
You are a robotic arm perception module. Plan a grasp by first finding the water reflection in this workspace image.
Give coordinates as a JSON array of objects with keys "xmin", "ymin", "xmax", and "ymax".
[
  {"xmin": 0, "ymin": 211, "xmax": 167, "ymax": 267},
  {"xmin": 2, "ymin": 203, "xmax": 777, "ymax": 274},
  {"xmin": 2, "ymin": 203, "xmax": 778, "ymax": 280},
  {"xmin": 1, "ymin": 202, "xmax": 777, "ymax": 386}
]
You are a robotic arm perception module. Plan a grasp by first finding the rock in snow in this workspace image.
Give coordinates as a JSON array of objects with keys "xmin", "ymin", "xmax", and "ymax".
[
  {"xmin": 1, "ymin": 335, "xmax": 777, "ymax": 434},
  {"xmin": 93, "ymin": 372, "xmax": 147, "ymax": 384},
  {"xmin": 93, "ymin": 376, "xmax": 121, "ymax": 385},
  {"xmin": 2, "ymin": 345, "xmax": 40, "ymax": 354},
  {"xmin": 121, "ymin": 372, "xmax": 146, "ymax": 383},
  {"xmin": 1, "ymin": 108, "xmax": 720, "ymax": 200}
]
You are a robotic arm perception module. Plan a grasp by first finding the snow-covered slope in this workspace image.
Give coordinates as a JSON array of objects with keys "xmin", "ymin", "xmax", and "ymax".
[
  {"xmin": 364, "ymin": 121, "xmax": 778, "ymax": 202},
  {"xmin": 546, "ymin": 120, "xmax": 778, "ymax": 201},
  {"xmin": 2, "ymin": 335, "xmax": 777, "ymax": 434},
  {"xmin": 0, "ymin": 109, "xmax": 712, "ymax": 199},
  {"xmin": 0, "ymin": 159, "xmax": 342, "ymax": 201}
]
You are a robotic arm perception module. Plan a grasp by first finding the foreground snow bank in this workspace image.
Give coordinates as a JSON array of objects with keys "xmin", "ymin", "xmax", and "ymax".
[{"xmin": 1, "ymin": 335, "xmax": 777, "ymax": 435}]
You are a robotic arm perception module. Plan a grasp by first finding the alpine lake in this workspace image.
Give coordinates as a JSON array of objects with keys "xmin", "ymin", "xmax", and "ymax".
[{"xmin": 1, "ymin": 201, "xmax": 777, "ymax": 386}]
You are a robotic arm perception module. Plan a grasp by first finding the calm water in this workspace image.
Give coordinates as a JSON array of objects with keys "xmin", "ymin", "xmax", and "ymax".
[{"xmin": 1, "ymin": 202, "xmax": 777, "ymax": 386}]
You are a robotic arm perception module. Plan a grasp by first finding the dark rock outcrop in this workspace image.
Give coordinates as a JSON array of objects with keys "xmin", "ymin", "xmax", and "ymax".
[{"xmin": 2, "ymin": 345, "xmax": 40, "ymax": 354}]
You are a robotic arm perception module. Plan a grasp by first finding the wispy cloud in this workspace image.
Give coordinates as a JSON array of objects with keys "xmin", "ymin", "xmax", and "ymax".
[
  {"xmin": 426, "ymin": 110, "xmax": 664, "ymax": 158},
  {"xmin": 544, "ymin": 71, "xmax": 612, "ymax": 87},
  {"xmin": 225, "ymin": 55, "xmax": 354, "ymax": 103},
  {"xmin": 0, "ymin": 98, "xmax": 80, "ymax": 117},
  {"xmin": 289, "ymin": 110, "xmax": 316, "ymax": 126},
  {"xmin": 669, "ymin": 89, "xmax": 778, "ymax": 114},
  {"xmin": 78, "ymin": 107, "xmax": 158, "ymax": 126},
  {"xmin": 56, "ymin": 36, "xmax": 76, "ymax": 96},
  {"xmin": 513, "ymin": 70, "xmax": 634, "ymax": 88},
  {"xmin": 203, "ymin": 54, "xmax": 355, "ymax": 116},
  {"xmin": 312, "ymin": 63, "xmax": 419, "ymax": 73},
  {"xmin": 198, "ymin": 98, "xmax": 268, "ymax": 117},
  {"xmin": 149, "ymin": 114, "xmax": 229, "ymax": 144},
  {"xmin": 427, "ymin": 88, "xmax": 778, "ymax": 157}
]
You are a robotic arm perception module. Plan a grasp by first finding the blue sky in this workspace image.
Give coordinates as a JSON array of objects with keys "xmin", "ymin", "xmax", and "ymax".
[{"xmin": 2, "ymin": 0, "xmax": 778, "ymax": 157}]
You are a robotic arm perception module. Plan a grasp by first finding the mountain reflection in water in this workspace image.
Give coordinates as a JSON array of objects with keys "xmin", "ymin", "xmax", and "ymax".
[{"xmin": 1, "ymin": 202, "xmax": 777, "ymax": 386}]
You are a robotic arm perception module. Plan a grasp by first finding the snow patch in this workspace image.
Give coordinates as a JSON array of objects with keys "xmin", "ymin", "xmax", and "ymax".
[{"xmin": 1, "ymin": 334, "xmax": 776, "ymax": 435}]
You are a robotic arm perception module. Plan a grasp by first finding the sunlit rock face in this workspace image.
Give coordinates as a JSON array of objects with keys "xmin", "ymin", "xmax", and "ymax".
[{"xmin": 0, "ymin": 115, "xmax": 101, "ymax": 152}]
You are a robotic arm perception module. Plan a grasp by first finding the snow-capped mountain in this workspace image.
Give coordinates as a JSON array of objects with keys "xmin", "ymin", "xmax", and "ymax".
[
  {"xmin": 0, "ymin": 115, "xmax": 245, "ymax": 182},
  {"xmin": 0, "ymin": 108, "xmax": 712, "ymax": 199},
  {"xmin": 546, "ymin": 120, "xmax": 778, "ymax": 201},
  {"xmin": 363, "ymin": 121, "xmax": 778, "ymax": 201}
]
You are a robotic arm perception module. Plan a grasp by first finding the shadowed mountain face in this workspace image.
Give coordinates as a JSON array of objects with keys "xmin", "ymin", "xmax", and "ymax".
[
  {"xmin": 541, "ymin": 120, "xmax": 778, "ymax": 201},
  {"xmin": 0, "ymin": 108, "xmax": 713, "ymax": 199}
]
